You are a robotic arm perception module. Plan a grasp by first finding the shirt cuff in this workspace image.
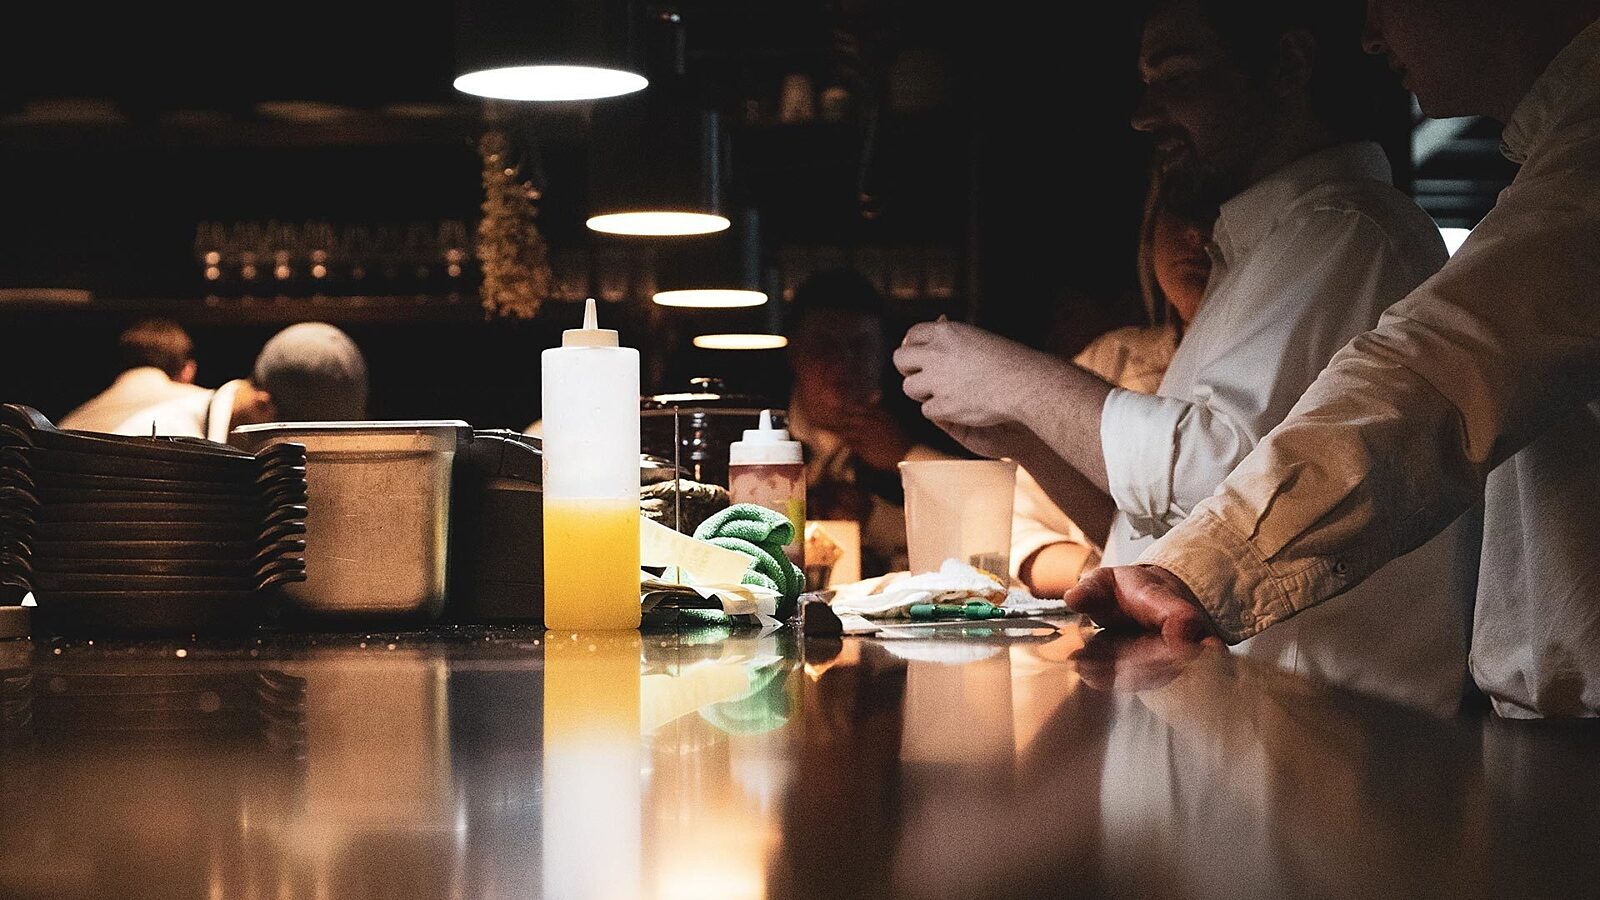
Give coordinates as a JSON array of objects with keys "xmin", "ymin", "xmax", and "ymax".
[
  {"xmin": 1100, "ymin": 388, "xmax": 1188, "ymax": 537},
  {"xmin": 1137, "ymin": 509, "xmax": 1301, "ymax": 643}
]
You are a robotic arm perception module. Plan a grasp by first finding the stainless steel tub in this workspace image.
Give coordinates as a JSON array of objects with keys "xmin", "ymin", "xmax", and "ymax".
[{"xmin": 233, "ymin": 421, "xmax": 470, "ymax": 619}]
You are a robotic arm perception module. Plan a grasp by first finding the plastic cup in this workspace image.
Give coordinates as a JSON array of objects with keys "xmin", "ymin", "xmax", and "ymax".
[{"xmin": 897, "ymin": 459, "xmax": 1018, "ymax": 577}]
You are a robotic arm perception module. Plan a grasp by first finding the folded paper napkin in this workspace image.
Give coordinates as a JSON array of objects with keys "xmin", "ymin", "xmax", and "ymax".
[
  {"xmin": 693, "ymin": 504, "xmax": 806, "ymax": 608},
  {"xmin": 829, "ymin": 559, "xmax": 1068, "ymax": 620}
]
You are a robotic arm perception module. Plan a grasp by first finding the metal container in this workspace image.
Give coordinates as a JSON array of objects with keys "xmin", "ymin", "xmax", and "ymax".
[
  {"xmin": 640, "ymin": 377, "xmax": 776, "ymax": 488},
  {"xmin": 448, "ymin": 430, "xmax": 544, "ymax": 624},
  {"xmin": 233, "ymin": 421, "xmax": 470, "ymax": 620}
]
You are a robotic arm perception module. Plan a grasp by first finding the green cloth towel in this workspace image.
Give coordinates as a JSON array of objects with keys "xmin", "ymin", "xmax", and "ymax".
[
  {"xmin": 704, "ymin": 536, "xmax": 792, "ymax": 595},
  {"xmin": 695, "ymin": 504, "xmax": 796, "ymax": 548},
  {"xmin": 694, "ymin": 504, "xmax": 805, "ymax": 606}
]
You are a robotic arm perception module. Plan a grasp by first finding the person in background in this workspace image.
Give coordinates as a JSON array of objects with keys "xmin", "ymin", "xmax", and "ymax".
[
  {"xmin": 1012, "ymin": 170, "xmax": 1217, "ymax": 599},
  {"xmin": 785, "ymin": 268, "xmax": 967, "ymax": 576},
  {"xmin": 1065, "ymin": 0, "xmax": 1600, "ymax": 719},
  {"xmin": 114, "ymin": 321, "xmax": 368, "ymax": 443},
  {"xmin": 897, "ymin": 0, "xmax": 1477, "ymax": 714},
  {"xmin": 59, "ymin": 318, "xmax": 209, "ymax": 432}
]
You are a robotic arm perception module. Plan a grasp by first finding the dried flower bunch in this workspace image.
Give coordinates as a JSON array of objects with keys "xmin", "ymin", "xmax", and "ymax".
[{"xmin": 476, "ymin": 129, "xmax": 553, "ymax": 319}]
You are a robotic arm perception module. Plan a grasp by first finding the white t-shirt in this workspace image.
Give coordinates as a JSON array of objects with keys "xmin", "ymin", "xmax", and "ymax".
[{"xmin": 112, "ymin": 379, "xmax": 248, "ymax": 443}]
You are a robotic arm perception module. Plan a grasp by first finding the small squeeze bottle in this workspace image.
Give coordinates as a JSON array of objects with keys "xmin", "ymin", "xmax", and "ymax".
[{"xmin": 727, "ymin": 409, "xmax": 805, "ymax": 569}]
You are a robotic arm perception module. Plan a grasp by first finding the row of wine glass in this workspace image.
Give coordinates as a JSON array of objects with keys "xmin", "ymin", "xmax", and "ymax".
[{"xmin": 192, "ymin": 220, "xmax": 473, "ymax": 297}]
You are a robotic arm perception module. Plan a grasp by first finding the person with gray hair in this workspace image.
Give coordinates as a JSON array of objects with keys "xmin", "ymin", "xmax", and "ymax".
[
  {"xmin": 113, "ymin": 321, "xmax": 368, "ymax": 442},
  {"xmin": 251, "ymin": 322, "xmax": 368, "ymax": 422}
]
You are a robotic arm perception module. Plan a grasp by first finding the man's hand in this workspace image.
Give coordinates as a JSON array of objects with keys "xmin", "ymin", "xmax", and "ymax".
[
  {"xmin": 230, "ymin": 384, "xmax": 277, "ymax": 429},
  {"xmin": 1063, "ymin": 564, "xmax": 1221, "ymax": 649},
  {"xmin": 894, "ymin": 320, "xmax": 1052, "ymax": 427}
]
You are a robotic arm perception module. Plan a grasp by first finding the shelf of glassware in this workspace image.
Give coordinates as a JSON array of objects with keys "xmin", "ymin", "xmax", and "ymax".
[{"xmin": 0, "ymin": 293, "xmax": 488, "ymax": 325}]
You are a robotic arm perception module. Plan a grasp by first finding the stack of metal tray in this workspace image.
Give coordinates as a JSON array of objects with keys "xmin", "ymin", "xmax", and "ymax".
[{"xmin": 0, "ymin": 404, "xmax": 308, "ymax": 636}]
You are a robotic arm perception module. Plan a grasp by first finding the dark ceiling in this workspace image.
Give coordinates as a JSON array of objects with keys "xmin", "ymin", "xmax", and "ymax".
[
  {"xmin": 2, "ymin": 0, "xmax": 955, "ymax": 120},
  {"xmin": 0, "ymin": 1, "xmax": 1153, "ymax": 311}
]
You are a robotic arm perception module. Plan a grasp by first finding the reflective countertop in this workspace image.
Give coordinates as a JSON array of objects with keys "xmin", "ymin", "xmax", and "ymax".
[{"xmin": 0, "ymin": 619, "xmax": 1595, "ymax": 899}]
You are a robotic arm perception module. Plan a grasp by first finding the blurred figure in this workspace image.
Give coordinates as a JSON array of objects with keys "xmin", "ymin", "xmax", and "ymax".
[
  {"xmin": 114, "ymin": 322, "xmax": 368, "ymax": 442},
  {"xmin": 1012, "ymin": 173, "xmax": 1217, "ymax": 598},
  {"xmin": 59, "ymin": 318, "xmax": 208, "ymax": 432},
  {"xmin": 785, "ymin": 268, "xmax": 966, "ymax": 576}
]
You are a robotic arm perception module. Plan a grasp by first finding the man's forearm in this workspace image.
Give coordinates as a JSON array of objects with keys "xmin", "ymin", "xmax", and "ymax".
[
  {"xmin": 1012, "ymin": 362, "xmax": 1114, "ymax": 493},
  {"xmin": 1010, "ymin": 429, "xmax": 1116, "ymax": 545}
]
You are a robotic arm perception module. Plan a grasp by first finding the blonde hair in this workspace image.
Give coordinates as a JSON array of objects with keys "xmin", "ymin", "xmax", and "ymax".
[{"xmin": 1135, "ymin": 169, "xmax": 1215, "ymax": 332}]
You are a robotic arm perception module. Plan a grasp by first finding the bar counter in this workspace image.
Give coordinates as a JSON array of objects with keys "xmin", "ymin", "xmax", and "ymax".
[{"xmin": 0, "ymin": 618, "xmax": 1595, "ymax": 899}]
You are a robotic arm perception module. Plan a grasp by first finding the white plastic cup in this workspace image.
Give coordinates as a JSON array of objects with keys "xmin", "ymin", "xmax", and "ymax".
[{"xmin": 898, "ymin": 459, "xmax": 1018, "ymax": 577}]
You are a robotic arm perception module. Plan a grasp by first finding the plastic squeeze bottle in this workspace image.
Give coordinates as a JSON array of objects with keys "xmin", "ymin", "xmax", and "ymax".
[
  {"xmin": 542, "ymin": 298, "xmax": 642, "ymax": 630},
  {"xmin": 727, "ymin": 409, "xmax": 805, "ymax": 569}
]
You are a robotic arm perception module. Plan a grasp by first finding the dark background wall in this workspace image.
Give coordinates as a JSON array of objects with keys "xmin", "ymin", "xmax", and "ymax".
[{"xmin": 0, "ymin": 1, "xmax": 1414, "ymax": 430}]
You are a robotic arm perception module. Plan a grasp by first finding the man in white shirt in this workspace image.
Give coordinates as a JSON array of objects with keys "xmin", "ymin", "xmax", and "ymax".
[
  {"xmin": 58, "ymin": 319, "xmax": 208, "ymax": 432},
  {"xmin": 1064, "ymin": 1, "xmax": 1600, "ymax": 718},
  {"xmin": 896, "ymin": 0, "xmax": 1475, "ymax": 712},
  {"xmin": 115, "ymin": 322, "xmax": 367, "ymax": 443}
]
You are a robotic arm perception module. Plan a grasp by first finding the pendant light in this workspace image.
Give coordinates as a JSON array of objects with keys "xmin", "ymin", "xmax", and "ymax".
[
  {"xmin": 692, "ymin": 334, "xmax": 788, "ymax": 350},
  {"xmin": 655, "ymin": 289, "xmax": 765, "ymax": 309},
  {"xmin": 587, "ymin": 98, "xmax": 730, "ymax": 236},
  {"xmin": 647, "ymin": 217, "xmax": 767, "ymax": 309},
  {"xmin": 673, "ymin": 215, "xmax": 784, "ymax": 346},
  {"xmin": 584, "ymin": 15, "xmax": 729, "ymax": 238},
  {"xmin": 453, "ymin": 0, "xmax": 648, "ymax": 102}
]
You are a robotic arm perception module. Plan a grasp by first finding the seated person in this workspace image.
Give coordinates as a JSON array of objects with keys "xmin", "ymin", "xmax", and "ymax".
[
  {"xmin": 59, "ymin": 318, "xmax": 210, "ymax": 432},
  {"xmin": 785, "ymin": 268, "xmax": 967, "ymax": 576},
  {"xmin": 114, "ymin": 321, "xmax": 368, "ymax": 442},
  {"xmin": 1013, "ymin": 171, "xmax": 1216, "ymax": 598}
]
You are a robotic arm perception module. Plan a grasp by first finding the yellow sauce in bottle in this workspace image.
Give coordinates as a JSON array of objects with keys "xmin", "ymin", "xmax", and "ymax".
[{"xmin": 543, "ymin": 497, "xmax": 642, "ymax": 630}]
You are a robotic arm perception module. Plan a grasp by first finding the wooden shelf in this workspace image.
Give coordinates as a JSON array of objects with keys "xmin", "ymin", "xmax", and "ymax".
[{"xmin": 0, "ymin": 294, "xmax": 488, "ymax": 325}]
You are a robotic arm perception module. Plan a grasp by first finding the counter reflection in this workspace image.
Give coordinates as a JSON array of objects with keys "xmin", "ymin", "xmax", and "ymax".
[{"xmin": 0, "ymin": 625, "xmax": 1597, "ymax": 899}]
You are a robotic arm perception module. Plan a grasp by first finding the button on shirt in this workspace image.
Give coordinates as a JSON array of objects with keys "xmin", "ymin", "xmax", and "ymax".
[
  {"xmin": 1141, "ymin": 20, "xmax": 1600, "ymax": 717},
  {"xmin": 1100, "ymin": 142, "xmax": 1477, "ymax": 715}
]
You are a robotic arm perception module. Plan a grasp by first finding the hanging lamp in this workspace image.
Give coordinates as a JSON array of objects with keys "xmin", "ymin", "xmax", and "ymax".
[{"xmin": 454, "ymin": 0, "xmax": 648, "ymax": 101}]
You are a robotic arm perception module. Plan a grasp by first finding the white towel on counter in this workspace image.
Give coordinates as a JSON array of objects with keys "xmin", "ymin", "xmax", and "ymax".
[{"xmin": 828, "ymin": 559, "xmax": 1067, "ymax": 620}]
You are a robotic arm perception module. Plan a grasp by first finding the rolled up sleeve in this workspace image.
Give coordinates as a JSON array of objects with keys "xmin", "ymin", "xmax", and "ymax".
[
  {"xmin": 1142, "ymin": 150, "xmax": 1600, "ymax": 642},
  {"xmin": 1100, "ymin": 388, "xmax": 1188, "ymax": 537}
]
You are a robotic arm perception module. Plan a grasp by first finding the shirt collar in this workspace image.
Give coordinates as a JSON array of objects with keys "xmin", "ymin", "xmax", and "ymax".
[
  {"xmin": 1501, "ymin": 16, "xmax": 1600, "ymax": 164},
  {"xmin": 1212, "ymin": 141, "xmax": 1393, "ymax": 267}
]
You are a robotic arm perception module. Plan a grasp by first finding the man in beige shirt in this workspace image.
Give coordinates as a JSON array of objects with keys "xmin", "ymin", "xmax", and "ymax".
[{"xmin": 59, "ymin": 319, "xmax": 208, "ymax": 432}]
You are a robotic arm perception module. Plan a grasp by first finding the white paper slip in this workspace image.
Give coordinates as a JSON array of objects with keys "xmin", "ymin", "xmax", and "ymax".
[{"xmin": 639, "ymin": 517, "xmax": 756, "ymax": 586}]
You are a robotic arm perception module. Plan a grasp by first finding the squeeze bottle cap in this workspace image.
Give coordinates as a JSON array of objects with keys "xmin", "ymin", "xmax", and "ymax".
[
  {"xmin": 562, "ymin": 298, "xmax": 619, "ymax": 347},
  {"xmin": 731, "ymin": 409, "xmax": 802, "ymax": 464},
  {"xmin": 741, "ymin": 409, "xmax": 791, "ymax": 443}
]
